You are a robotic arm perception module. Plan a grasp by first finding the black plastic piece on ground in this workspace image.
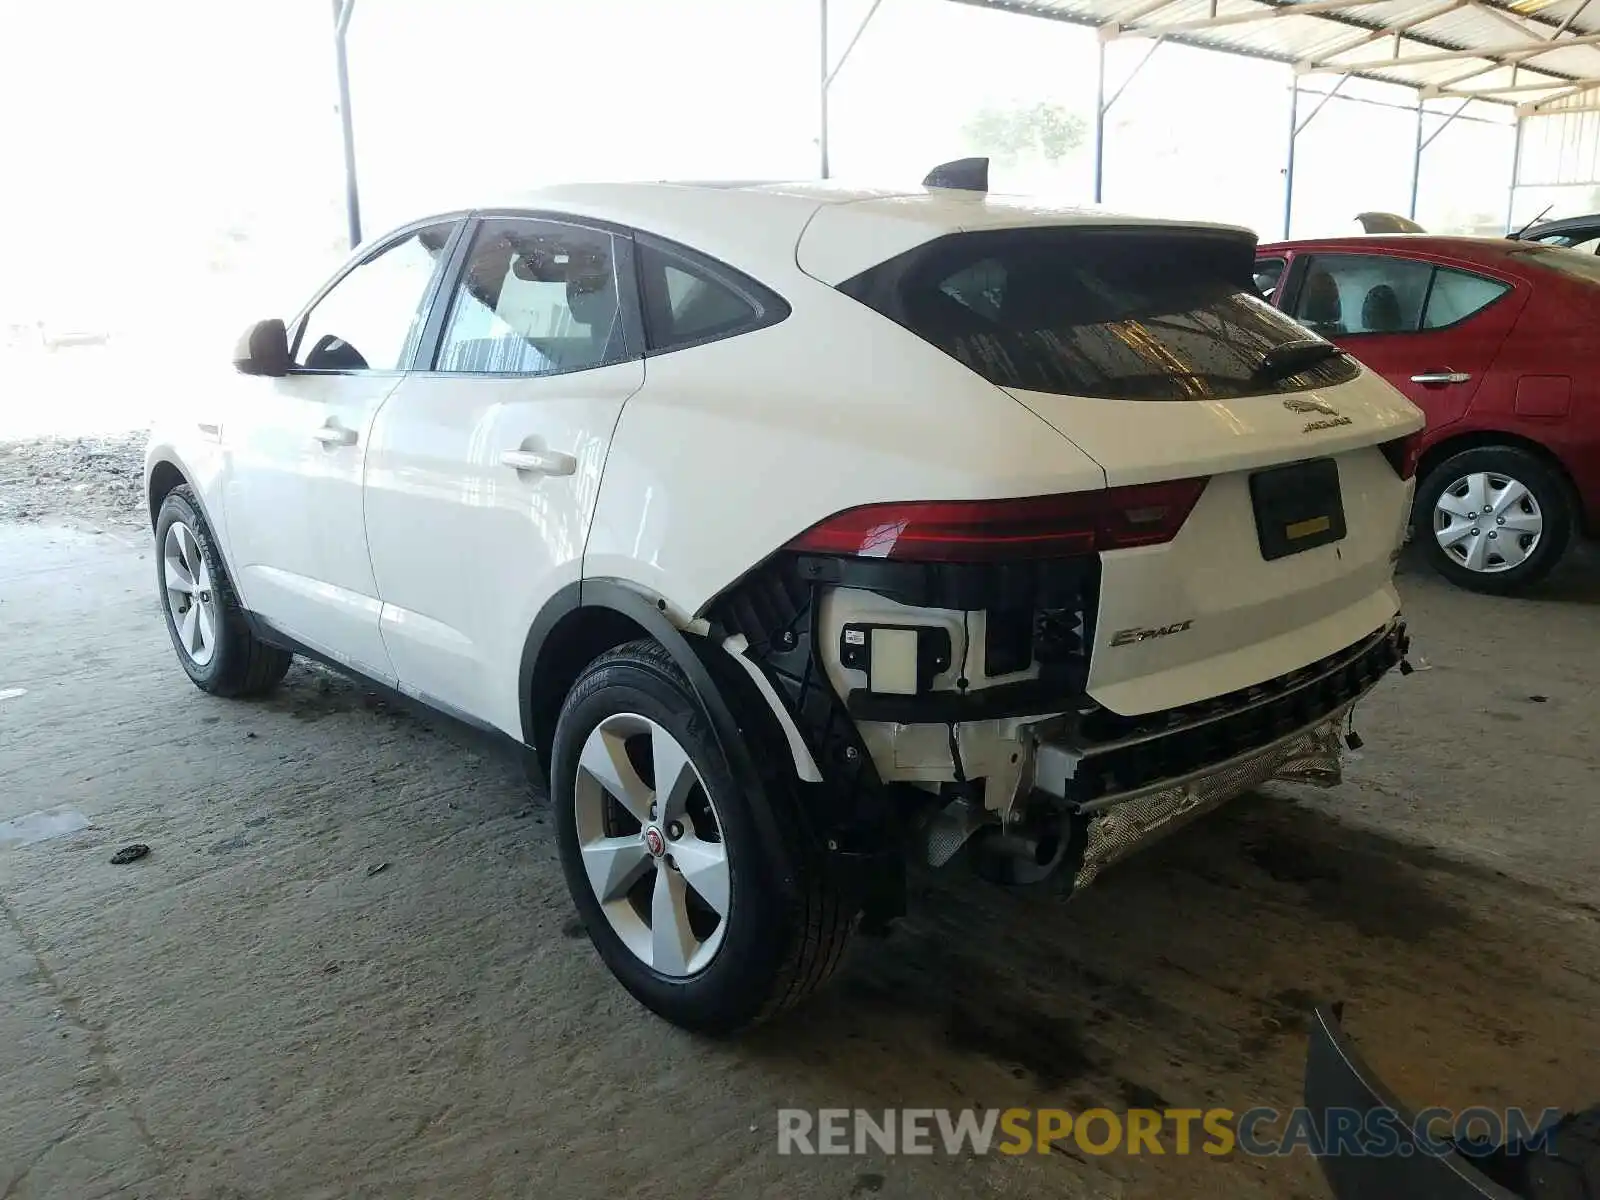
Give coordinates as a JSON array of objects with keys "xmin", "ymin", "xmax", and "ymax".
[{"xmin": 1305, "ymin": 1003, "xmax": 1522, "ymax": 1199}]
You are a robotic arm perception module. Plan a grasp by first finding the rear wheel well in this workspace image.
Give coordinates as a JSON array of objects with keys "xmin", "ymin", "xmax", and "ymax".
[
  {"xmin": 1415, "ymin": 431, "xmax": 1583, "ymax": 525},
  {"xmin": 147, "ymin": 460, "xmax": 187, "ymax": 529},
  {"xmin": 527, "ymin": 606, "xmax": 653, "ymax": 773}
]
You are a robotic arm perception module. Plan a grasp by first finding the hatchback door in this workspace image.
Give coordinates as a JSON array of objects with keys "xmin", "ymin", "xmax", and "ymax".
[
  {"xmin": 221, "ymin": 219, "xmax": 461, "ymax": 678},
  {"xmin": 839, "ymin": 224, "xmax": 1424, "ymax": 716},
  {"xmin": 362, "ymin": 215, "xmax": 644, "ymax": 735},
  {"xmin": 1279, "ymin": 250, "xmax": 1525, "ymax": 430}
]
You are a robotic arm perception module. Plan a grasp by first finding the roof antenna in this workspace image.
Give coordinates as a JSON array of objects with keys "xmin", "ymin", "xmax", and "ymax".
[
  {"xmin": 923, "ymin": 157, "xmax": 989, "ymax": 193},
  {"xmin": 1510, "ymin": 203, "xmax": 1553, "ymax": 239}
]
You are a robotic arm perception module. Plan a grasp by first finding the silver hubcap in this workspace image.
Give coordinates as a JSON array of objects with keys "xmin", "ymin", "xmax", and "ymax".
[
  {"xmin": 1433, "ymin": 471, "xmax": 1543, "ymax": 574},
  {"xmin": 573, "ymin": 713, "xmax": 730, "ymax": 977},
  {"xmin": 163, "ymin": 521, "xmax": 218, "ymax": 666}
]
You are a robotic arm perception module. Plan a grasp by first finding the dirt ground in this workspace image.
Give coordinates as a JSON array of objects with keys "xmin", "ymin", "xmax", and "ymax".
[{"xmin": 1, "ymin": 435, "xmax": 1598, "ymax": 1200}]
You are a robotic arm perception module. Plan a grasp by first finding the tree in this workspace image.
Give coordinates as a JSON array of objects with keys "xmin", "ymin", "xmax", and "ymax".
[{"xmin": 962, "ymin": 102, "xmax": 1088, "ymax": 167}]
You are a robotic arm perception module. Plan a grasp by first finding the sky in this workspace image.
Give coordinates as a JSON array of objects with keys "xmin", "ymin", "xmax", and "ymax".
[{"xmin": 0, "ymin": 0, "xmax": 1582, "ymax": 344}]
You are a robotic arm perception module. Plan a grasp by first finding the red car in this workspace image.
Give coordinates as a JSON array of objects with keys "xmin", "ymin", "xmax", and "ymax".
[{"xmin": 1255, "ymin": 234, "xmax": 1600, "ymax": 592}]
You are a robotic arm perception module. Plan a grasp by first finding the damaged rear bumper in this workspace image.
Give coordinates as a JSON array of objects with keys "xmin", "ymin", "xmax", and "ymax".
[{"xmin": 1020, "ymin": 619, "xmax": 1407, "ymax": 890}]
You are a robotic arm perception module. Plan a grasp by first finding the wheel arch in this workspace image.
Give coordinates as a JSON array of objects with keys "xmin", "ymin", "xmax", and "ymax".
[
  {"xmin": 519, "ymin": 581, "xmax": 805, "ymax": 825},
  {"xmin": 146, "ymin": 457, "xmax": 190, "ymax": 529},
  {"xmin": 1415, "ymin": 428, "xmax": 1586, "ymax": 531}
]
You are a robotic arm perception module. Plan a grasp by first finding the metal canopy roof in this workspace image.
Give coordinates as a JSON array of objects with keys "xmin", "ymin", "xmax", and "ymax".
[{"xmin": 951, "ymin": 0, "xmax": 1600, "ymax": 111}]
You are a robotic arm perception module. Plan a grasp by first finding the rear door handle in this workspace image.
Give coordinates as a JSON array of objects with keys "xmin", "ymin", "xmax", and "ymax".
[
  {"xmin": 501, "ymin": 448, "xmax": 576, "ymax": 476},
  {"xmin": 1410, "ymin": 371, "xmax": 1471, "ymax": 385},
  {"xmin": 312, "ymin": 424, "xmax": 357, "ymax": 446}
]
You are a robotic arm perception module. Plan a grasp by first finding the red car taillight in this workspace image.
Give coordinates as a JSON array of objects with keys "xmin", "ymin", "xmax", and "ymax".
[
  {"xmin": 1379, "ymin": 432, "xmax": 1422, "ymax": 481},
  {"xmin": 784, "ymin": 479, "xmax": 1210, "ymax": 563}
]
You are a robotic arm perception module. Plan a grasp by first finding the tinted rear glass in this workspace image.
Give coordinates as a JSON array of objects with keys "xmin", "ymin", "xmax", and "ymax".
[{"xmin": 840, "ymin": 227, "xmax": 1358, "ymax": 400}]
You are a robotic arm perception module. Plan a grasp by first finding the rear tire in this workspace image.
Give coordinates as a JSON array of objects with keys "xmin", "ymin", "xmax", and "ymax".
[
  {"xmin": 551, "ymin": 639, "xmax": 855, "ymax": 1033},
  {"xmin": 1414, "ymin": 446, "xmax": 1571, "ymax": 594},
  {"xmin": 155, "ymin": 486, "xmax": 291, "ymax": 697}
]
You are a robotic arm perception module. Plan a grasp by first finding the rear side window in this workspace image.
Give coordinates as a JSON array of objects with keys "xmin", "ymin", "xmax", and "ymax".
[
  {"xmin": 1292, "ymin": 254, "xmax": 1509, "ymax": 335},
  {"xmin": 839, "ymin": 227, "xmax": 1358, "ymax": 401},
  {"xmin": 1423, "ymin": 268, "xmax": 1509, "ymax": 329},
  {"xmin": 635, "ymin": 236, "xmax": 787, "ymax": 354},
  {"xmin": 1291, "ymin": 254, "xmax": 1432, "ymax": 336}
]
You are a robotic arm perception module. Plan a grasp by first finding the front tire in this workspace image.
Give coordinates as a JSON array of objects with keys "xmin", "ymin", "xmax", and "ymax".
[
  {"xmin": 155, "ymin": 486, "xmax": 291, "ymax": 696},
  {"xmin": 1414, "ymin": 447, "xmax": 1571, "ymax": 594},
  {"xmin": 551, "ymin": 639, "xmax": 855, "ymax": 1033}
]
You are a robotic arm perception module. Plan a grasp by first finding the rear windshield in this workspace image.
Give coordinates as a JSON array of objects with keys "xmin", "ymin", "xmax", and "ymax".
[{"xmin": 839, "ymin": 227, "xmax": 1359, "ymax": 400}]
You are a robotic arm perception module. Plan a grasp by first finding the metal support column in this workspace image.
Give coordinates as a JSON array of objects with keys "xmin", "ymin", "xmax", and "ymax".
[
  {"xmin": 819, "ymin": 0, "xmax": 830, "ymax": 178},
  {"xmin": 1283, "ymin": 76, "xmax": 1298, "ymax": 238},
  {"xmin": 1506, "ymin": 116, "xmax": 1525, "ymax": 231},
  {"xmin": 1409, "ymin": 98, "xmax": 1425, "ymax": 219},
  {"xmin": 819, "ymin": 0, "xmax": 883, "ymax": 180},
  {"xmin": 1412, "ymin": 96, "xmax": 1471, "ymax": 220},
  {"xmin": 1094, "ymin": 34, "xmax": 1162, "ymax": 204},
  {"xmin": 333, "ymin": 0, "xmax": 361, "ymax": 249},
  {"xmin": 1093, "ymin": 39, "xmax": 1107, "ymax": 203}
]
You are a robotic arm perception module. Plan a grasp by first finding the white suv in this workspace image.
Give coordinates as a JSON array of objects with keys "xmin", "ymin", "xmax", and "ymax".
[{"xmin": 146, "ymin": 163, "xmax": 1422, "ymax": 1032}]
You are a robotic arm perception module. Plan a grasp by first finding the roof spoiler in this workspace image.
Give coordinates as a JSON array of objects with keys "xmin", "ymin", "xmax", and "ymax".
[
  {"xmin": 1356, "ymin": 211, "xmax": 1426, "ymax": 234},
  {"xmin": 923, "ymin": 157, "xmax": 989, "ymax": 193}
]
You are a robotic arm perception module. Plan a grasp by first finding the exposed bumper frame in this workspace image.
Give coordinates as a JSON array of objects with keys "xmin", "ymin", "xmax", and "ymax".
[{"xmin": 1033, "ymin": 619, "xmax": 1408, "ymax": 813}]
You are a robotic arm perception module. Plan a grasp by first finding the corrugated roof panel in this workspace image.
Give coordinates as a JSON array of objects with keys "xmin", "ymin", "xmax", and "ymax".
[{"xmin": 953, "ymin": 0, "xmax": 1600, "ymax": 107}]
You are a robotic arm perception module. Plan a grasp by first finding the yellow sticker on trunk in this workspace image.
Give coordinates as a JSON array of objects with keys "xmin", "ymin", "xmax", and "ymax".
[{"xmin": 1285, "ymin": 515, "xmax": 1332, "ymax": 540}]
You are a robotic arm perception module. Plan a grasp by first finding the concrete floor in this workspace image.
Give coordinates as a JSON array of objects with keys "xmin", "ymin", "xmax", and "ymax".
[{"xmin": 2, "ymin": 518, "xmax": 1597, "ymax": 1200}]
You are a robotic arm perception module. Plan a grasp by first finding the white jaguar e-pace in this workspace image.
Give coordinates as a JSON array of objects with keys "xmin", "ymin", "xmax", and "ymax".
[{"xmin": 145, "ymin": 160, "xmax": 1422, "ymax": 1031}]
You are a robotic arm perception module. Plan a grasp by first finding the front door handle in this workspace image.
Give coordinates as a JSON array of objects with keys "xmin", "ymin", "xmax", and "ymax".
[
  {"xmin": 1410, "ymin": 371, "xmax": 1471, "ymax": 385},
  {"xmin": 501, "ymin": 448, "xmax": 576, "ymax": 476},
  {"xmin": 312, "ymin": 424, "xmax": 357, "ymax": 447}
]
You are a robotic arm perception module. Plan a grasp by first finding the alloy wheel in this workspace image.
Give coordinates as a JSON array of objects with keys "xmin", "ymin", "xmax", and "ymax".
[
  {"xmin": 572, "ymin": 713, "xmax": 730, "ymax": 977},
  {"xmin": 1432, "ymin": 471, "xmax": 1543, "ymax": 575},
  {"xmin": 163, "ymin": 521, "xmax": 218, "ymax": 666}
]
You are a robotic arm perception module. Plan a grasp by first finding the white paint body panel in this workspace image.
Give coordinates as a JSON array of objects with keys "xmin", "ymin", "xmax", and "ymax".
[
  {"xmin": 1006, "ymin": 370, "xmax": 1421, "ymax": 715},
  {"xmin": 585, "ymin": 280, "xmax": 1106, "ymax": 621},
  {"xmin": 218, "ymin": 373, "xmax": 401, "ymax": 679},
  {"xmin": 362, "ymin": 362, "xmax": 644, "ymax": 735}
]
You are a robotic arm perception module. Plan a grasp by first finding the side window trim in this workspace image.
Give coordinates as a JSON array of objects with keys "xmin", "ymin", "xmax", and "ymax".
[
  {"xmin": 632, "ymin": 232, "xmax": 790, "ymax": 356},
  {"xmin": 285, "ymin": 214, "xmax": 468, "ymax": 373},
  {"xmin": 415, "ymin": 213, "xmax": 644, "ymax": 378}
]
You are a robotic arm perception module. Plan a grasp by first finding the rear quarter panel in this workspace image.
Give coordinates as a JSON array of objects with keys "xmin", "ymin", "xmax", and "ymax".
[{"xmin": 583, "ymin": 278, "xmax": 1107, "ymax": 621}]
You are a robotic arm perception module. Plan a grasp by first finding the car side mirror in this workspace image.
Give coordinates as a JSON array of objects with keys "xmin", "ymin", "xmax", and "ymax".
[{"xmin": 233, "ymin": 318, "xmax": 291, "ymax": 377}]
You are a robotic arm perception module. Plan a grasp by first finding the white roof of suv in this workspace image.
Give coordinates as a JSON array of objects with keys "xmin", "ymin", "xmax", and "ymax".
[{"xmin": 466, "ymin": 180, "xmax": 1254, "ymax": 285}]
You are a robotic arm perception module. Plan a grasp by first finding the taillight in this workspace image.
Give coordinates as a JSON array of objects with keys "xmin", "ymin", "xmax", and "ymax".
[
  {"xmin": 1379, "ymin": 432, "xmax": 1422, "ymax": 480},
  {"xmin": 784, "ymin": 479, "xmax": 1209, "ymax": 563}
]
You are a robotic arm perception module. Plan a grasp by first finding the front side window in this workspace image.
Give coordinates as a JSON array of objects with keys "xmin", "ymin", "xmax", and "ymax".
[
  {"xmin": 433, "ymin": 219, "xmax": 626, "ymax": 375},
  {"xmin": 636, "ymin": 237, "xmax": 784, "ymax": 352},
  {"xmin": 1291, "ymin": 254, "xmax": 1433, "ymax": 337},
  {"xmin": 840, "ymin": 227, "xmax": 1357, "ymax": 401},
  {"xmin": 294, "ymin": 222, "xmax": 456, "ymax": 371},
  {"xmin": 1422, "ymin": 268, "xmax": 1510, "ymax": 329}
]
